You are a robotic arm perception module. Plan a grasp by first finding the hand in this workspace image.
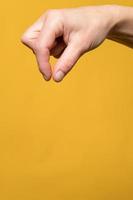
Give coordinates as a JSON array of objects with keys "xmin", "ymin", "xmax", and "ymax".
[{"xmin": 21, "ymin": 5, "xmax": 117, "ymax": 82}]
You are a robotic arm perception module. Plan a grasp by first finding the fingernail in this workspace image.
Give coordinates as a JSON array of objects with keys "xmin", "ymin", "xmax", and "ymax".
[
  {"xmin": 43, "ymin": 74, "xmax": 50, "ymax": 81},
  {"xmin": 54, "ymin": 70, "xmax": 65, "ymax": 82}
]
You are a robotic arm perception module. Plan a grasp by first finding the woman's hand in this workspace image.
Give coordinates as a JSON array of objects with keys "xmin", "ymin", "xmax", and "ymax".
[{"xmin": 21, "ymin": 5, "xmax": 119, "ymax": 82}]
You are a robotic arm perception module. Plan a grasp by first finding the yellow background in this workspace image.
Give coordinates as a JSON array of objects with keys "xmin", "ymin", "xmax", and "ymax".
[{"xmin": 0, "ymin": 0, "xmax": 133, "ymax": 199}]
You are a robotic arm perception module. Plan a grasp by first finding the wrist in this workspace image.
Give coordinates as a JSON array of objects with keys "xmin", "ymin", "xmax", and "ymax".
[
  {"xmin": 107, "ymin": 5, "xmax": 133, "ymax": 39},
  {"xmin": 103, "ymin": 5, "xmax": 122, "ymax": 36}
]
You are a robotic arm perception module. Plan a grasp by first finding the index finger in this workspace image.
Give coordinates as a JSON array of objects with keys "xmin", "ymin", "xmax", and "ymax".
[{"xmin": 35, "ymin": 16, "xmax": 63, "ymax": 80}]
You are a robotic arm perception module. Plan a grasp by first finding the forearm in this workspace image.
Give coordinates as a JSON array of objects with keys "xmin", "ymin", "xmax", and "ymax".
[{"xmin": 107, "ymin": 5, "xmax": 133, "ymax": 48}]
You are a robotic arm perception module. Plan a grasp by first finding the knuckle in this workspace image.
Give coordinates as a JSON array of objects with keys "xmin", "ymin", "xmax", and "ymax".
[
  {"xmin": 35, "ymin": 42, "xmax": 44, "ymax": 52},
  {"xmin": 63, "ymin": 63, "xmax": 74, "ymax": 74},
  {"xmin": 21, "ymin": 33, "xmax": 29, "ymax": 44},
  {"xmin": 35, "ymin": 41, "xmax": 49, "ymax": 55},
  {"xmin": 64, "ymin": 58, "xmax": 75, "ymax": 71},
  {"xmin": 46, "ymin": 9, "xmax": 63, "ymax": 20}
]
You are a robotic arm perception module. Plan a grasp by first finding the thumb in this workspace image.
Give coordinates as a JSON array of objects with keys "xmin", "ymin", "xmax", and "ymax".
[{"xmin": 53, "ymin": 39, "xmax": 84, "ymax": 82}]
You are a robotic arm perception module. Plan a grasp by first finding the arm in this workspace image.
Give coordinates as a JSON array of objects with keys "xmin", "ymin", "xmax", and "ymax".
[{"xmin": 21, "ymin": 5, "xmax": 133, "ymax": 82}]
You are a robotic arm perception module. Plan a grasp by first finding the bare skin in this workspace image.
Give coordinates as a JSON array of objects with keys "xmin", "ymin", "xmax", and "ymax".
[{"xmin": 21, "ymin": 5, "xmax": 133, "ymax": 82}]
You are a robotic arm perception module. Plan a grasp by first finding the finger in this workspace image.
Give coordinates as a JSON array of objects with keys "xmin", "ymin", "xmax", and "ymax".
[
  {"xmin": 35, "ymin": 18, "xmax": 63, "ymax": 80},
  {"xmin": 21, "ymin": 17, "xmax": 44, "ymax": 50},
  {"xmin": 53, "ymin": 39, "xmax": 83, "ymax": 82}
]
